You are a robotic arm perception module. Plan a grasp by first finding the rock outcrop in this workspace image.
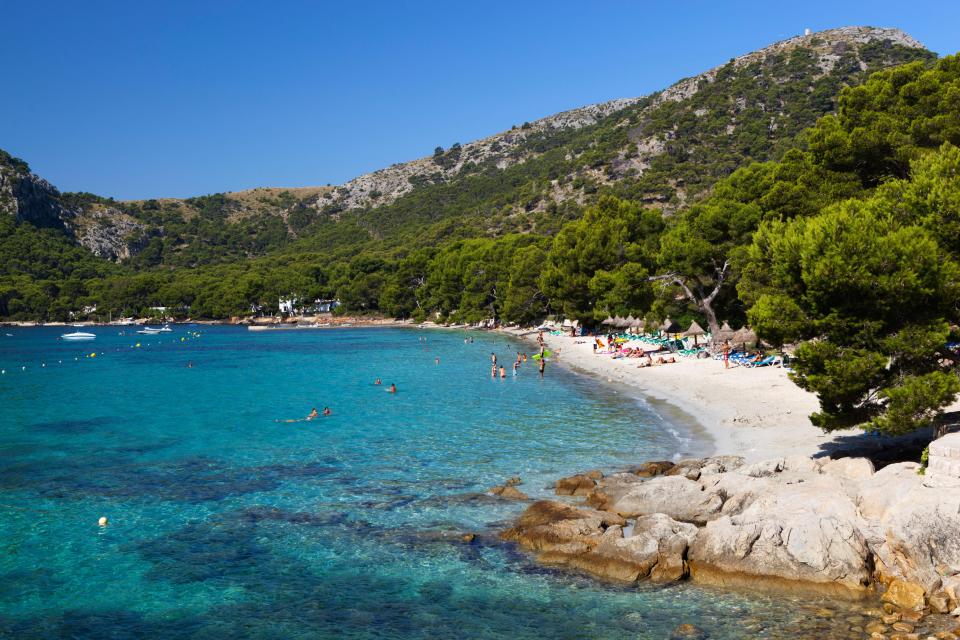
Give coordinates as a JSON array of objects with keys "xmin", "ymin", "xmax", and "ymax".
[
  {"xmin": 501, "ymin": 501, "xmax": 694, "ymax": 584},
  {"xmin": 504, "ymin": 435, "xmax": 960, "ymax": 608}
]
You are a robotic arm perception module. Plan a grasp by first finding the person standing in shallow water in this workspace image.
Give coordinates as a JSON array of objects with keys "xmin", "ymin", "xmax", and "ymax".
[
  {"xmin": 538, "ymin": 358, "xmax": 545, "ymax": 377},
  {"xmin": 499, "ymin": 365, "xmax": 506, "ymax": 379}
]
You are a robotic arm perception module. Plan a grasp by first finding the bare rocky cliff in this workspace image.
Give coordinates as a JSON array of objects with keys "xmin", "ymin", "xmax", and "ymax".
[{"xmin": 0, "ymin": 157, "xmax": 145, "ymax": 260}]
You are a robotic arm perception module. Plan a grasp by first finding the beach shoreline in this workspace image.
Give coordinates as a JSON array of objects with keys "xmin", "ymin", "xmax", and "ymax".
[{"xmin": 497, "ymin": 327, "xmax": 836, "ymax": 464}]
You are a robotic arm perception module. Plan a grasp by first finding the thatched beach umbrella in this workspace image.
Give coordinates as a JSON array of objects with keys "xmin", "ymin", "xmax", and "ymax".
[
  {"xmin": 714, "ymin": 321, "xmax": 735, "ymax": 343},
  {"xmin": 683, "ymin": 320, "xmax": 706, "ymax": 347},
  {"xmin": 624, "ymin": 315, "xmax": 637, "ymax": 329},
  {"xmin": 661, "ymin": 317, "xmax": 681, "ymax": 335},
  {"xmin": 732, "ymin": 327, "xmax": 758, "ymax": 348},
  {"xmin": 602, "ymin": 316, "xmax": 616, "ymax": 326}
]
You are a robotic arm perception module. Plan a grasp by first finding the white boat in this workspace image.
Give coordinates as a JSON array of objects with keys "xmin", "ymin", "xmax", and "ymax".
[
  {"xmin": 61, "ymin": 331, "xmax": 96, "ymax": 341},
  {"xmin": 137, "ymin": 327, "xmax": 162, "ymax": 334},
  {"xmin": 157, "ymin": 325, "xmax": 173, "ymax": 332}
]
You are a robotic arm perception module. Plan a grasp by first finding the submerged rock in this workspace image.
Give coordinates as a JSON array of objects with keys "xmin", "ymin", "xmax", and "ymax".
[
  {"xmin": 489, "ymin": 485, "xmax": 529, "ymax": 500},
  {"xmin": 554, "ymin": 474, "xmax": 597, "ymax": 496},
  {"xmin": 883, "ymin": 578, "xmax": 927, "ymax": 612}
]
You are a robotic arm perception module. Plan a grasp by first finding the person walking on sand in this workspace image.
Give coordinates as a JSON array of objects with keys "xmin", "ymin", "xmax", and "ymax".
[{"xmin": 722, "ymin": 340, "xmax": 731, "ymax": 369}]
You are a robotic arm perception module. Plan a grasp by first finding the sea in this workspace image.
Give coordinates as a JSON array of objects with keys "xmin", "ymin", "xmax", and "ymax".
[{"xmin": 0, "ymin": 326, "xmax": 866, "ymax": 639}]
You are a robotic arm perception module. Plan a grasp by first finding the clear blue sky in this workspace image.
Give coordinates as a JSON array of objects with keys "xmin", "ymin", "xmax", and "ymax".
[{"xmin": 2, "ymin": 1, "xmax": 958, "ymax": 200}]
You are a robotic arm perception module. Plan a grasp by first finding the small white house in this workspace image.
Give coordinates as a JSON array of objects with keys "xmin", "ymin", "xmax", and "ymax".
[{"xmin": 279, "ymin": 298, "xmax": 297, "ymax": 314}]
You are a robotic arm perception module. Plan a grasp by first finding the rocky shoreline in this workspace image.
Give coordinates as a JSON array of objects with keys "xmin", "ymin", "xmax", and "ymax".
[{"xmin": 499, "ymin": 449, "xmax": 960, "ymax": 640}]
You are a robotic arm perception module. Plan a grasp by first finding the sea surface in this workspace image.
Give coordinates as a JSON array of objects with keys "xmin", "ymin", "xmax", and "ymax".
[{"xmin": 0, "ymin": 326, "xmax": 862, "ymax": 639}]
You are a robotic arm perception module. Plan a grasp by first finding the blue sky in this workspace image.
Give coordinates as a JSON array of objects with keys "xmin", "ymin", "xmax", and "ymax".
[{"xmin": 2, "ymin": 1, "xmax": 958, "ymax": 200}]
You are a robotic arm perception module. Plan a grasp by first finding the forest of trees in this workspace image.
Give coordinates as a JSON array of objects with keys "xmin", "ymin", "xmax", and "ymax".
[{"xmin": 3, "ymin": 53, "xmax": 960, "ymax": 436}]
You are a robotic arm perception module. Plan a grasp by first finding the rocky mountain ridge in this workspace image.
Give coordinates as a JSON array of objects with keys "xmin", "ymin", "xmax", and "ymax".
[
  {"xmin": 310, "ymin": 26, "xmax": 927, "ymax": 214},
  {"xmin": 0, "ymin": 26, "xmax": 933, "ymax": 264}
]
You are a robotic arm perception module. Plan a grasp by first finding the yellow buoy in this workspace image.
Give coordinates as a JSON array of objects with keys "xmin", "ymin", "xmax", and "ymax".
[{"xmin": 98, "ymin": 516, "xmax": 108, "ymax": 527}]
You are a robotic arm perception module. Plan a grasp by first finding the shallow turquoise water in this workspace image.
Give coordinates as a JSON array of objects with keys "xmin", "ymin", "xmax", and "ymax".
[{"xmin": 0, "ymin": 326, "xmax": 852, "ymax": 639}]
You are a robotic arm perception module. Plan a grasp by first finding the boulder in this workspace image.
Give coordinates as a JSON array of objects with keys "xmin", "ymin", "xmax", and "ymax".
[
  {"xmin": 633, "ymin": 460, "xmax": 675, "ymax": 477},
  {"xmin": 871, "ymin": 484, "xmax": 960, "ymax": 592},
  {"xmin": 502, "ymin": 502, "xmax": 695, "ymax": 585},
  {"xmin": 598, "ymin": 475, "xmax": 725, "ymax": 524},
  {"xmin": 688, "ymin": 478, "xmax": 873, "ymax": 596},
  {"xmin": 857, "ymin": 462, "xmax": 923, "ymax": 520},
  {"xmin": 489, "ymin": 485, "xmax": 529, "ymax": 500},
  {"xmin": 783, "ymin": 455, "xmax": 822, "ymax": 474},
  {"xmin": 821, "ymin": 457, "xmax": 875, "ymax": 481},
  {"xmin": 568, "ymin": 514, "xmax": 696, "ymax": 583},
  {"xmin": 882, "ymin": 578, "xmax": 926, "ymax": 611},
  {"xmin": 739, "ymin": 457, "xmax": 785, "ymax": 478},
  {"xmin": 501, "ymin": 500, "xmax": 625, "ymax": 554},
  {"xmin": 555, "ymin": 474, "xmax": 597, "ymax": 496}
]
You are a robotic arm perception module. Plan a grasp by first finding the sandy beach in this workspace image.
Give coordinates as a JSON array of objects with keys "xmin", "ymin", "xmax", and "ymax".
[{"xmin": 504, "ymin": 329, "xmax": 835, "ymax": 463}]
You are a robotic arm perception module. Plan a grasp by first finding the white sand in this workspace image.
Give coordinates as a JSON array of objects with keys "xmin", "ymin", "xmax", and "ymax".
[{"xmin": 511, "ymin": 331, "xmax": 839, "ymax": 463}]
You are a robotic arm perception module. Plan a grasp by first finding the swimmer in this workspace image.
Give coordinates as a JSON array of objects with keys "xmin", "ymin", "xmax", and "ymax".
[
  {"xmin": 499, "ymin": 366, "xmax": 506, "ymax": 379},
  {"xmin": 538, "ymin": 358, "xmax": 545, "ymax": 377},
  {"xmin": 187, "ymin": 361, "xmax": 194, "ymax": 368},
  {"xmin": 435, "ymin": 357, "xmax": 440, "ymax": 365},
  {"xmin": 512, "ymin": 361, "xmax": 519, "ymax": 376},
  {"xmin": 388, "ymin": 383, "xmax": 397, "ymax": 393},
  {"xmin": 522, "ymin": 353, "xmax": 527, "ymax": 363},
  {"xmin": 323, "ymin": 407, "xmax": 332, "ymax": 417},
  {"xmin": 276, "ymin": 407, "xmax": 318, "ymax": 423},
  {"xmin": 491, "ymin": 364, "xmax": 497, "ymax": 378},
  {"xmin": 490, "ymin": 352, "xmax": 497, "ymax": 366},
  {"xmin": 375, "ymin": 378, "xmax": 382, "ymax": 385}
]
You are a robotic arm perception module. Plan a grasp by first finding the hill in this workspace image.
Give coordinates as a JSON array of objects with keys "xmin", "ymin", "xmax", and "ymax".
[{"xmin": 0, "ymin": 26, "xmax": 938, "ymax": 320}]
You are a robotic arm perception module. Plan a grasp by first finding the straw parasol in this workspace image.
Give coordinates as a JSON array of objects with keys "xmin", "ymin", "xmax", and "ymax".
[
  {"xmin": 624, "ymin": 315, "xmax": 637, "ymax": 329},
  {"xmin": 601, "ymin": 316, "xmax": 616, "ymax": 326},
  {"xmin": 683, "ymin": 320, "xmax": 706, "ymax": 347},
  {"xmin": 731, "ymin": 327, "xmax": 758, "ymax": 348},
  {"xmin": 661, "ymin": 317, "xmax": 681, "ymax": 335},
  {"xmin": 714, "ymin": 321, "xmax": 735, "ymax": 343}
]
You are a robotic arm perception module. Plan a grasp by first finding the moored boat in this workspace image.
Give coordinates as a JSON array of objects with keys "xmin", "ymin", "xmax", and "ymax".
[{"xmin": 61, "ymin": 331, "xmax": 96, "ymax": 341}]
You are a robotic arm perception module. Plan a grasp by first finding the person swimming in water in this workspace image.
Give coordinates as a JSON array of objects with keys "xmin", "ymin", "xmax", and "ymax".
[
  {"xmin": 491, "ymin": 364, "xmax": 497, "ymax": 378},
  {"xmin": 306, "ymin": 408, "xmax": 319, "ymax": 420},
  {"xmin": 499, "ymin": 366, "xmax": 506, "ymax": 379},
  {"xmin": 375, "ymin": 378, "xmax": 382, "ymax": 385},
  {"xmin": 538, "ymin": 358, "xmax": 545, "ymax": 377},
  {"xmin": 388, "ymin": 383, "xmax": 397, "ymax": 393},
  {"xmin": 322, "ymin": 407, "xmax": 331, "ymax": 416},
  {"xmin": 512, "ymin": 361, "xmax": 519, "ymax": 376}
]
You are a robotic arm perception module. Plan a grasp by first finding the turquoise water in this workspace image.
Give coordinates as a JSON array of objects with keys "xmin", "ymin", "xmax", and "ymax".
[{"xmin": 0, "ymin": 326, "xmax": 857, "ymax": 639}]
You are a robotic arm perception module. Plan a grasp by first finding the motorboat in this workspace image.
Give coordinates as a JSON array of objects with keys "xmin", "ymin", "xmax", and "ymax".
[
  {"xmin": 61, "ymin": 331, "xmax": 96, "ymax": 341},
  {"xmin": 137, "ymin": 324, "xmax": 172, "ymax": 334}
]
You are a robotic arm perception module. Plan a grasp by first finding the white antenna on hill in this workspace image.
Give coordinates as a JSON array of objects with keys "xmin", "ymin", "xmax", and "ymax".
[{"xmin": 804, "ymin": 28, "xmax": 812, "ymax": 36}]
